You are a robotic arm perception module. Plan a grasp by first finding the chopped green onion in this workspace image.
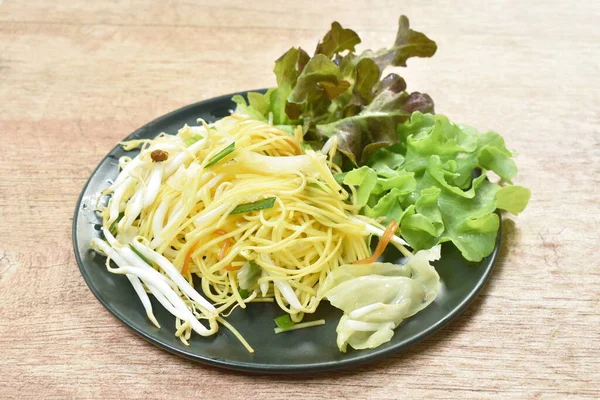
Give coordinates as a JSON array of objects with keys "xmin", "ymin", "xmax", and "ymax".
[
  {"xmin": 274, "ymin": 314, "xmax": 295, "ymax": 329},
  {"xmin": 230, "ymin": 197, "xmax": 277, "ymax": 215},
  {"xmin": 204, "ymin": 142, "xmax": 235, "ymax": 168},
  {"xmin": 109, "ymin": 212, "xmax": 124, "ymax": 235},
  {"xmin": 184, "ymin": 134, "xmax": 203, "ymax": 147},
  {"xmin": 238, "ymin": 289, "xmax": 250, "ymax": 299},
  {"xmin": 129, "ymin": 244, "xmax": 153, "ymax": 266},
  {"xmin": 274, "ymin": 319, "xmax": 326, "ymax": 334},
  {"xmin": 248, "ymin": 297, "xmax": 275, "ymax": 303}
]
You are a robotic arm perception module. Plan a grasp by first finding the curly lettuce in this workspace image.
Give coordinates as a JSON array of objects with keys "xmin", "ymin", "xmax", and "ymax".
[
  {"xmin": 353, "ymin": 112, "xmax": 530, "ymax": 262},
  {"xmin": 233, "ymin": 15, "xmax": 437, "ymax": 164}
]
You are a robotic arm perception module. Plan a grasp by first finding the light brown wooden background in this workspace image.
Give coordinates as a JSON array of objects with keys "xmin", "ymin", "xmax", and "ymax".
[{"xmin": 1, "ymin": 1, "xmax": 599, "ymax": 399}]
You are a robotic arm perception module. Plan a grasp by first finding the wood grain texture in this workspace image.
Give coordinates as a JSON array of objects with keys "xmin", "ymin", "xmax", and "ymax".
[{"xmin": 1, "ymin": 0, "xmax": 599, "ymax": 398}]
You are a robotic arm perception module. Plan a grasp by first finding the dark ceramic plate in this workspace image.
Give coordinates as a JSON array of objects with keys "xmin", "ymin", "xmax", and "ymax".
[{"xmin": 73, "ymin": 90, "xmax": 500, "ymax": 373}]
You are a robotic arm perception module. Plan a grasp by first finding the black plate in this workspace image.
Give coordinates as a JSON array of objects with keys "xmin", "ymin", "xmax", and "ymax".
[{"xmin": 73, "ymin": 90, "xmax": 500, "ymax": 373}]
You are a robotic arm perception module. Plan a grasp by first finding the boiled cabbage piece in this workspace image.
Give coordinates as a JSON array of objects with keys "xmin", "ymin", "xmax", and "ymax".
[{"xmin": 321, "ymin": 246, "xmax": 441, "ymax": 352}]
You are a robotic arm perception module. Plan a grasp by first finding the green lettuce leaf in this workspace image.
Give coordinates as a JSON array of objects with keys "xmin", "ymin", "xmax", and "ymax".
[
  {"xmin": 476, "ymin": 131, "xmax": 518, "ymax": 183},
  {"xmin": 401, "ymin": 112, "xmax": 479, "ymax": 188},
  {"xmin": 372, "ymin": 170, "xmax": 416, "ymax": 196},
  {"xmin": 233, "ymin": 47, "xmax": 309, "ymax": 125},
  {"xmin": 363, "ymin": 188, "xmax": 409, "ymax": 225},
  {"xmin": 343, "ymin": 113, "xmax": 530, "ymax": 262},
  {"xmin": 419, "ymin": 157, "xmax": 501, "ymax": 260},
  {"xmin": 342, "ymin": 166, "xmax": 377, "ymax": 207},
  {"xmin": 401, "ymin": 186, "xmax": 445, "ymax": 247},
  {"xmin": 285, "ymin": 54, "xmax": 346, "ymax": 120},
  {"xmin": 232, "ymin": 94, "xmax": 268, "ymax": 122},
  {"xmin": 496, "ymin": 185, "xmax": 531, "ymax": 215}
]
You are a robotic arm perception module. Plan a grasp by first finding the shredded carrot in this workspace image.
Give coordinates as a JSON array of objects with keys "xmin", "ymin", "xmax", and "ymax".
[
  {"xmin": 213, "ymin": 230, "xmax": 231, "ymax": 261},
  {"xmin": 183, "ymin": 230, "xmax": 234, "ymax": 274},
  {"xmin": 182, "ymin": 241, "xmax": 200, "ymax": 275},
  {"xmin": 219, "ymin": 238, "xmax": 231, "ymax": 261},
  {"xmin": 354, "ymin": 220, "xmax": 400, "ymax": 265},
  {"xmin": 215, "ymin": 229, "xmax": 237, "ymax": 272}
]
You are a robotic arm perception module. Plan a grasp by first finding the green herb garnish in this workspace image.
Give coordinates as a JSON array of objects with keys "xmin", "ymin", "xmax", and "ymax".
[
  {"xmin": 204, "ymin": 142, "xmax": 235, "ymax": 168},
  {"xmin": 274, "ymin": 314, "xmax": 295, "ymax": 329},
  {"xmin": 230, "ymin": 197, "xmax": 277, "ymax": 215},
  {"xmin": 109, "ymin": 212, "xmax": 124, "ymax": 235},
  {"xmin": 129, "ymin": 245, "xmax": 153, "ymax": 266},
  {"xmin": 238, "ymin": 289, "xmax": 250, "ymax": 299}
]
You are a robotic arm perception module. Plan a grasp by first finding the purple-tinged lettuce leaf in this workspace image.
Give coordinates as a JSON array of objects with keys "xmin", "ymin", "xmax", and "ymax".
[
  {"xmin": 315, "ymin": 21, "xmax": 361, "ymax": 58},
  {"xmin": 318, "ymin": 80, "xmax": 351, "ymax": 100},
  {"xmin": 233, "ymin": 48, "xmax": 309, "ymax": 125},
  {"xmin": 352, "ymin": 58, "xmax": 380, "ymax": 103},
  {"xmin": 315, "ymin": 90, "xmax": 434, "ymax": 164},
  {"xmin": 270, "ymin": 47, "xmax": 310, "ymax": 124},
  {"xmin": 359, "ymin": 15, "xmax": 437, "ymax": 69},
  {"xmin": 374, "ymin": 73, "xmax": 407, "ymax": 95},
  {"xmin": 274, "ymin": 47, "xmax": 310, "ymax": 87},
  {"xmin": 285, "ymin": 54, "xmax": 345, "ymax": 120},
  {"xmin": 233, "ymin": 16, "xmax": 437, "ymax": 165}
]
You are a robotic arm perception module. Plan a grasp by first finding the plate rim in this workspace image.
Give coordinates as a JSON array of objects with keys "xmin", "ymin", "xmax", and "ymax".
[{"xmin": 72, "ymin": 89, "xmax": 501, "ymax": 373}]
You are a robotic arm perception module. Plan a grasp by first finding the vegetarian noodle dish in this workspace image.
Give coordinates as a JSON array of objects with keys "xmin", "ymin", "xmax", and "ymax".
[{"xmin": 90, "ymin": 16, "xmax": 530, "ymax": 353}]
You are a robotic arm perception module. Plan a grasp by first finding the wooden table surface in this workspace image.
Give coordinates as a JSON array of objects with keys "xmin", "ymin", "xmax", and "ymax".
[{"xmin": 1, "ymin": 1, "xmax": 599, "ymax": 398}]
